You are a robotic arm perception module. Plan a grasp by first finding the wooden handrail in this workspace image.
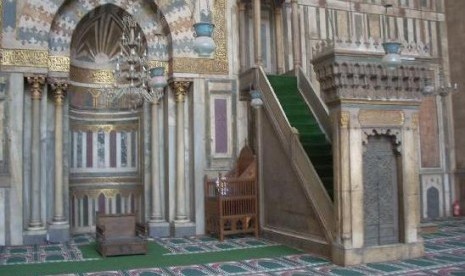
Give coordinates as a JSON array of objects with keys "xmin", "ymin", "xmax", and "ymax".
[{"xmin": 297, "ymin": 67, "xmax": 332, "ymax": 141}]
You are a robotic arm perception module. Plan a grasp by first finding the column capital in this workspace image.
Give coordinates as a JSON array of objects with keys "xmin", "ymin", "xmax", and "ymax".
[
  {"xmin": 170, "ymin": 80, "xmax": 192, "ymax": 102},
  {"xmin": 26, "ymin": 75, "xmax": 46, "ymax": 100},
  {"xmin": 49, "ymin": 79, "xmax": 69, "ymax": 105}
]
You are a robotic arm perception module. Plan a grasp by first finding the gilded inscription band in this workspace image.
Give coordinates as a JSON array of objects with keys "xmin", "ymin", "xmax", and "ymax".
[{"xmin": 358, "ymin": 110, "xmax": 405, "ymax": 126}]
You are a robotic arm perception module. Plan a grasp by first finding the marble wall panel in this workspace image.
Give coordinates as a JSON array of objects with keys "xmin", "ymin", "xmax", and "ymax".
[
  {"xmin": 261, "ymin": 102, "xmax": 325, "ymax": 239},
  {"xmin": 419, "ymin": 97, "xmax": 440, "ymax": 168},
  {"xmin": 421, "ymin": 174, "xmax": 444, "ymax": 219},
  {"xmin": 0, "ymin": 189, "xmax": 5, "ymax": 245},
  {"xmin": 446, "ymin": 0, "xmax": 465, "ymax": 169},
  {"xmin": 206, "ymin": 79, "xmax": 236, "ymax": 169}
]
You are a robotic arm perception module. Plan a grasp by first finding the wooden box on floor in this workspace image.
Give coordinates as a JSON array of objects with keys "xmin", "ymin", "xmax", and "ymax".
[
  {"xmin": 204, "ymin": 146, "xmax": 259, "ymax": 241},
  {"xmin": 95, "ymin": 212, "xmax": 147, "ymax": 257}
]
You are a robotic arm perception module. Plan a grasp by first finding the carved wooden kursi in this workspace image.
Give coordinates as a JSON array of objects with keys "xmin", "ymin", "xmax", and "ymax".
[
  {"xmin": 204, "ymin": 146, "xmax": 259, "ymax": 241},
  {"xmin": 95, "ymin": 213, "xmax": 147, "ymax": 257}
]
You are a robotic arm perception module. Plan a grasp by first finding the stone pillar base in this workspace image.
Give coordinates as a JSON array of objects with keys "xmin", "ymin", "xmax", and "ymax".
[
  {"xmin": 331, "ymin": 241, "xmax": 425, "ymax": 266},
  {"xmin": 148, "ymin": 221, "xmax": 170, "ymax": 238},
  {"xmin": 170, "ymin": 221, "xmax": 196, "ymax": 237},
  {"xmin": 48, "ymin": 222, "xmax": 70, "ymax": 243},
  {"xmin": 23, "ymin": 229, "xmax": 47, "ymax": 245}
]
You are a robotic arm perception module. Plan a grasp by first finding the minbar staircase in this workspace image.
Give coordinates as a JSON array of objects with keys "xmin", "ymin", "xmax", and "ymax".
[
  {"xmin": 242, "ymin": 67, "xmax": 334, "ymax": 256},
  {"xmin": 267, "ymin": 75, "xmax": 333, "ymax": 199}
]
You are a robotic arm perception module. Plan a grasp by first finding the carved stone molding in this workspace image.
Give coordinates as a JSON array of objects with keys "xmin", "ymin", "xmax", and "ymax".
[
  {"xmin": 170, "ymin": 80, "xmax": 192, "ymax": 102},
  {"xmin": 362, "ymin": 128, "xmax": 402, "ymax": 152},
  {"xmin": 312, "ymin": 53, "xmax": 434, "ymax": 104},
  {"xmin": 26, "ymin": 75, "xmax": 46, "ymax": 100},
  {"xmin": 313, "ymin": 61, "xmax": 432, "ymax": 103}
]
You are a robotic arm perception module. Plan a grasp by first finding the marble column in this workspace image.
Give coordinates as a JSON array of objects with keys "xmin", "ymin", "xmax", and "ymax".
[
  {"xmin": 291, "ymin": 0, "xmax": 301, "ymax": 70},
  {"xmin": 150, "ymin": 97, "xmax": 163, "ymax": 221},
  {"xmin": 170, "ymin": 80, "xmax": 195, "ymax": 237},
  {"xmin": 148, "ymin": 89, "xmax": 170, "ymax": 237},
  {"xmin": 250, "ymin": 91, "xmax": 264, "ymax": 227},
  {"xmin": 27, "ymin": 76, "xmax": 45, "ymax": 231},
  {"xmin": 253, "ymin": 0, "xmax": 262, "ymax": 66},
  {"xmin": 48, "ymin": 79, "xmax": 70, "ymax": 243},
  {"xmin": 238, "ymin": 1, "xmax": 247, "ymax": 72},
  {"xmin": 275, "ymin": 5, "xmax": 285, "ymax": 74},
  {"xmin": 50, "ymin": 81, "xmax": 67, "ymax": 223},
  {"xmin": 173, "ymin": 81, "xmax": 190, "ymax": 221}
]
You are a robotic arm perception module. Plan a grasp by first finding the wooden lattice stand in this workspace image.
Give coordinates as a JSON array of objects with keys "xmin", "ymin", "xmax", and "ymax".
[{"xmin": 204, "ymin": 146, "xmax": 259, "ymax": 241}]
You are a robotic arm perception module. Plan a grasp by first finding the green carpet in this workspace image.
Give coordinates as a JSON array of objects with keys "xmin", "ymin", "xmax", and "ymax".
[
  {"xmin": 0, "ymin": 242, "xmax": 300, "ymax": 275},
  {"xmin": 267, "ymin": 75, "xmax": 333, "ymax": 199}
]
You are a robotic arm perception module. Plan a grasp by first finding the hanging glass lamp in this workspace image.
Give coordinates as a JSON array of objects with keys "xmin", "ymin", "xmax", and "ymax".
[
  {"xmin": 193, "ymin": 22, "xmax": 216, "ymax": 57},
  {"xmin": 382, "ymin": 42, "xmax": 402, "ymax": 70}
]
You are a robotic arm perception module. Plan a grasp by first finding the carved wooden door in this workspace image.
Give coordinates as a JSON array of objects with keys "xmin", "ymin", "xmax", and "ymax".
[{"xmin": 363, "ymin": 135, "xmax": 400, "ymax": 246}]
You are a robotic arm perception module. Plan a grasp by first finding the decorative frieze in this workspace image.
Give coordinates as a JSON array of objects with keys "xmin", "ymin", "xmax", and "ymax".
[
  {"xmin": 312, "ymin": 39, "xmax": 435, "ymax": 104},
  {"xmin": 2, "ymin": 49, "xmax": 49, "ymax": 68},
  {"xmin": 312, "ymin": 57, "xmax": 433, "ymax": 103},
  {"xmin": 312, "ymin": 38, "xmax": 431, "ymax": 59}
]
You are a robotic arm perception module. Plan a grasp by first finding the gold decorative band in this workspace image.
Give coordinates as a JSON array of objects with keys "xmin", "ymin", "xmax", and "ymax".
[
  {"xmin": 1, "ymin": 50, "xmax": 70, "ymax": 72},
  {"xmin": 173, "ymin": 57, "xmax": 228, "ymax": 75},
  {"xmin": 71, "ymin": 123, "xmax": 139, "ymax": 132},
  {"xmin": 49, "ymin": 56, "xmax": 70, "ymax": 72},
  {"xmin": 1, "ymin": 49, "xmax": 48, "ymax": 68},
  {"xmin": 359, "ymin": 110, "xmax": 405, "ymax": 126},
  {"xmin": 70, "ymin": 177, "xmax": 141, "ymax": 184},
  {"xmin": 70, "ymin": 187, "xmax": 143, "ymax": 198},
  {"xmin": 148, "ymin": 60, "xmax": 169, "ymax": 70},
  {"xmin": 0, "ymin": 49, "xmax": 228, "ymax": 75},
  {"xmin": 70, "ymin": 65, "xmax": 114, "ymax": 84}
]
